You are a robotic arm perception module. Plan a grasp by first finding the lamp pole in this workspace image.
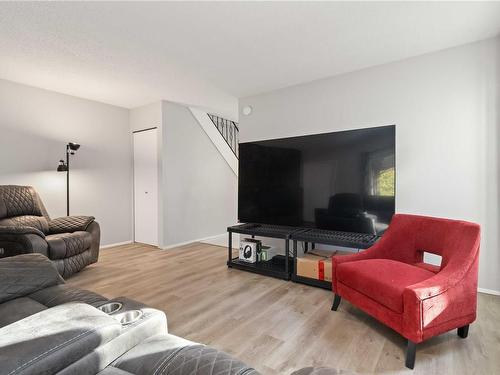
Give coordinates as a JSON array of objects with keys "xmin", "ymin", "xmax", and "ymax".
[
  {"xmin": 57, "ymin": 142, "xmax": 80, "ymax": 216},
  {"xmin": 66, "ymin": 144, "xmax": 70, "ymax": 216}
]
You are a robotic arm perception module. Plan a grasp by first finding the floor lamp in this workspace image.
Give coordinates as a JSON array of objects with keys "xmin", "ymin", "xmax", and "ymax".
[{"xmin": 57, "ymin": 142, "xmax": 80, "ymax": 216}]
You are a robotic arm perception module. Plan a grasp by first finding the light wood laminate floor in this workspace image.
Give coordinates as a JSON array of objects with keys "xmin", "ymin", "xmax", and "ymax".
[{"xmin": 67, "ymin": 243, "xmax": 500, "ymax": 375}]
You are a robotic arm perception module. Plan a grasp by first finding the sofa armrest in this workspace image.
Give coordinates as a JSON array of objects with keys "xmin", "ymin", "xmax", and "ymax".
[
  {"xmin": 0, "ymin": 225, "xmax": 48, "ymax": 258},
  {"xmin": 0, "ymin": 302, "xmax": 121, "ymax": 375},
  {"xmin": 49, "ymin": 216, "xmax": 95, "ymax": 234},
  {"xmin": 0, "ymin": 225, "xmax": 45, "ymax": 238},
  {"xmin": 0, "ymin": 253, "xmax": 64, "ymax": 303}
]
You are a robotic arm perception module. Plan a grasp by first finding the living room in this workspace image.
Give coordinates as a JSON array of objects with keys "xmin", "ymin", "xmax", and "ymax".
[{"xmin": 0, "ymin": 2, "xmax": 499, "ymax": 375}]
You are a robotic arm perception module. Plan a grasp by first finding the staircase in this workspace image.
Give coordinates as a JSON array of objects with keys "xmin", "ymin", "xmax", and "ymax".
[
  {"xmin": 189, "ymin": 108, "xmax": 239, "ymax": 175},
  {"xmin": 207, "ymin": 114, "xmax": 239, "ymax": 158}
]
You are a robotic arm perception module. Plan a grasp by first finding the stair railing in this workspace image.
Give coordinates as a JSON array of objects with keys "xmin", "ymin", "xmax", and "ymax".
[{"xmin": 207, "ymin": 114, "xmax": 239, "ymax": 158}]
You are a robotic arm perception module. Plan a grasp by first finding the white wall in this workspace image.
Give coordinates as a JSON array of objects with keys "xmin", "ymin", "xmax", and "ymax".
[
  {"xmin": 129, "ymin": 102, "xmax": 162, "ymax": 132},
  {"xmin": 161, "ymin": 101, "xmax": 237, "ymax": 248},
  {"xmin": 239, "ymin": 37, "xmax": 500, "ymax": 293},
  {"xmin": 0, "ymin": 79, "xmax": 133, "ymax": 246}
]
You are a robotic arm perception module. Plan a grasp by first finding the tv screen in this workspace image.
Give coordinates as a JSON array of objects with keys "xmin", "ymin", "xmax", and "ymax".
[{"xmin": 238, "ymin": 125, "xmax": 395, "ymax": 235}]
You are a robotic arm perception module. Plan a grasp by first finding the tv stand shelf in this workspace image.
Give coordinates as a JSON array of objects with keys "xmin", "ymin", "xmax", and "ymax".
[
  {"xmin": 228, "ymin": 257, "xmax": 290, "ymax": 280},
  {"xmin": 227, "ymin": 224, "xmax": 300, "ymax": 280},
  {"xmin": 291, "ymin": 228, "xmax": 378, "ymax": 249},
  {"xmin": 228, "ymin": 223, "xmax": 303, "ymax": 238},
  {"xmin": 227, "ymin": 223, "xmax": 380, "ymax": 287}
]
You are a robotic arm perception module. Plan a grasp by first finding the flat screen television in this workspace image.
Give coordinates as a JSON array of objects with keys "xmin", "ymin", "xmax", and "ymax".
[{"xmin": 238, "ymin": 125, "xmax": 395, "ymax": 235}]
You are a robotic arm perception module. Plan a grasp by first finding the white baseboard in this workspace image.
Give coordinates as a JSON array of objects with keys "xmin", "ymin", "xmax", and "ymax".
[
  {"xmin": 161, "ymin": 233, "xmax": 238, "ymax": 250},
  {"xmin": 161, "ymin": 239, "xmax": 201, "ymax": 250},
  {"xmin": 199, "ymin": 233, "xmax": 239, "ymax": 248},
  {"xmin": 478, "ymin": 287, "xmax": 500, "ymax": 296},
  {"xmin": 100, "ymin": 240, "xmax": 133, "ymax": 249}
]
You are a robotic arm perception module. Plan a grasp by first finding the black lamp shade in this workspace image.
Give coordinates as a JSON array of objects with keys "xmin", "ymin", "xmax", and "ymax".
[
  {"xmin": 57, "ymin": 160, "xmax": 68, "ymax": 172},
  {"xmin": 68, "ymin": 142, "xmax": 80, "ymax": 151}
]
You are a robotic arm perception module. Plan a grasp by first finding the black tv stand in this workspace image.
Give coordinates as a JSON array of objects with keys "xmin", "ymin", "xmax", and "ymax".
[
  {"xmin": 227, "ymin": 223, "xmax": 379, "ymax": 288},
  {"xmin": 227, "ymin": 223, "xmax": 299, "ymax": 280}
]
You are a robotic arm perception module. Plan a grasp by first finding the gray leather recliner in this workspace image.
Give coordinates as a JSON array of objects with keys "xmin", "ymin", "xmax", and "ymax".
[
  {"xmin": 0, "ymin": 185, "xmax": 100, "ymax": 278},
  {"xmin": 0, "ymin": 254, "xmax": 260, "ymax": 375}
]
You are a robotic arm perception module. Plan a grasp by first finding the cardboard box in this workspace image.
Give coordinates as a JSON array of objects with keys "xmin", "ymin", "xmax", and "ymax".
[
  {"xmin": 296, "ymin": 253, "xmax": 332, "ymax": 282},
  {"xmin": 308, "ymin": 249, "xmax": 337, "ymax": 258}
]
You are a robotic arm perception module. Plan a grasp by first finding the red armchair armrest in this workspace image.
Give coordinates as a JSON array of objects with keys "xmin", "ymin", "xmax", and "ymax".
[
  {"xmin": 402, "ymin": 230, "xmax": 480, "ymax": 342},
  {"xmin": 403, "ymin": 261, "xmax": 479, "ymax": 342}
]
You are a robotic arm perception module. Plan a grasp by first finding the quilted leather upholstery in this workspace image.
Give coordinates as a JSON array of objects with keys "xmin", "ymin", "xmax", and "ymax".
[
  {"xmin": 108, "ymin": 334, "xmax": 260, "ymax": 375},
  {"xmin": 0, "ymin": 185, "xmax": 100, "ymax": 277},
  {"xmin": 46, "ymin": 231, "xmax": 92, "ymax": 259},
  {"xmin": 162, "ymin": 345, "xmax": 259, "ymax": 375},
  {"xmin": 54, "ymin": 250, "xmax": 93, "ymax": 278},
  {"xmin": 0, "ymin": 185, "xmax": 45, "ymax": 219},
  {"xmin": 0, "ymin": 215, "xmax": 50, "ymax": 233},
  {"xmin": 0, "ymin": 225, "xmax": 45, "ymax": 237},
  {"xmin": 49, "ymin": 215, "xmax": 95, "ymax": 234}
]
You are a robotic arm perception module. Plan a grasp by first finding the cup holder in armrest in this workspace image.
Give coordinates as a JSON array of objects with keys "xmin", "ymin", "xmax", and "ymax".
[
  {"xmin": 113, "ymin": 310, "xmax": 143, "ymax": 325},
  {"xmin": 97, "ymin": 302, "xmax": 123, "ymax": 314}
]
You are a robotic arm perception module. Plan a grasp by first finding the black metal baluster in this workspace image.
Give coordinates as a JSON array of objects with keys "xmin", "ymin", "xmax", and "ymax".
[{"xmin": 207, "ymin": 114, "xmax": 239, "ymax": 158}]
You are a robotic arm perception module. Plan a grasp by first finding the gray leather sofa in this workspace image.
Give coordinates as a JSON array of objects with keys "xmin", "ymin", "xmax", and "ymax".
[
  {"xmin": 0, "ymin": 254, "xmax": 260, "ymax": 375},
  {"xmin": 0, "ymin": 185, "xmax": 100, "ymax": 278}
]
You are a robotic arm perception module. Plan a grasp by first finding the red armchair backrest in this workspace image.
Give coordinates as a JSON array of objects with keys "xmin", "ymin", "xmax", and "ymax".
[{"xmin": 381, "ymin": 214, "xmax": 480, "ymax": 270}]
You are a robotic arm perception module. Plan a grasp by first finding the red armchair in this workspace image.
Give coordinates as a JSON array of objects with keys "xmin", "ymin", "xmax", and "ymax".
[{"xmin": 331, "ymin": 214, "xmax": 480, "ymax": 369}]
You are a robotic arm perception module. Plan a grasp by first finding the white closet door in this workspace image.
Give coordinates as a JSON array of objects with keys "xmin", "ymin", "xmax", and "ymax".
[{"xmin": 133, "ymin": 128, "xmax": 158, "ymax": 246}]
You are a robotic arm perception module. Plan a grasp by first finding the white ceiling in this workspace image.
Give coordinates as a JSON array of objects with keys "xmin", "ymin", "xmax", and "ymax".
[{"xmin": 1, "ymin": 2, "xmax": 499, "ymax": 115}]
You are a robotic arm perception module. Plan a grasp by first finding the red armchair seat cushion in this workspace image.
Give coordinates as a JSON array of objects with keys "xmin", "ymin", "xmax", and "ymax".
[
  {"xmin": 337, "ymin": 259, "xmax": 435, "ymax": 313},
  {"xmin": 413, "ymin": 262, "xmax": 440, "ymax": 274}
]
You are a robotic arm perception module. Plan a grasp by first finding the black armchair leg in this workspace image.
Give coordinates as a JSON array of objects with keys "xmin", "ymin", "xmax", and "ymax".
[
  {"xmin": 405, "ymin": 340, "xmax": 417, "ymax": 369},
  {"xmin": 457, "ymin": 325, "xmax": 469, "ymax": 338},
  {"xmin": 331, "ymin": 294, "xmax": 341, "ymax": 311}
]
